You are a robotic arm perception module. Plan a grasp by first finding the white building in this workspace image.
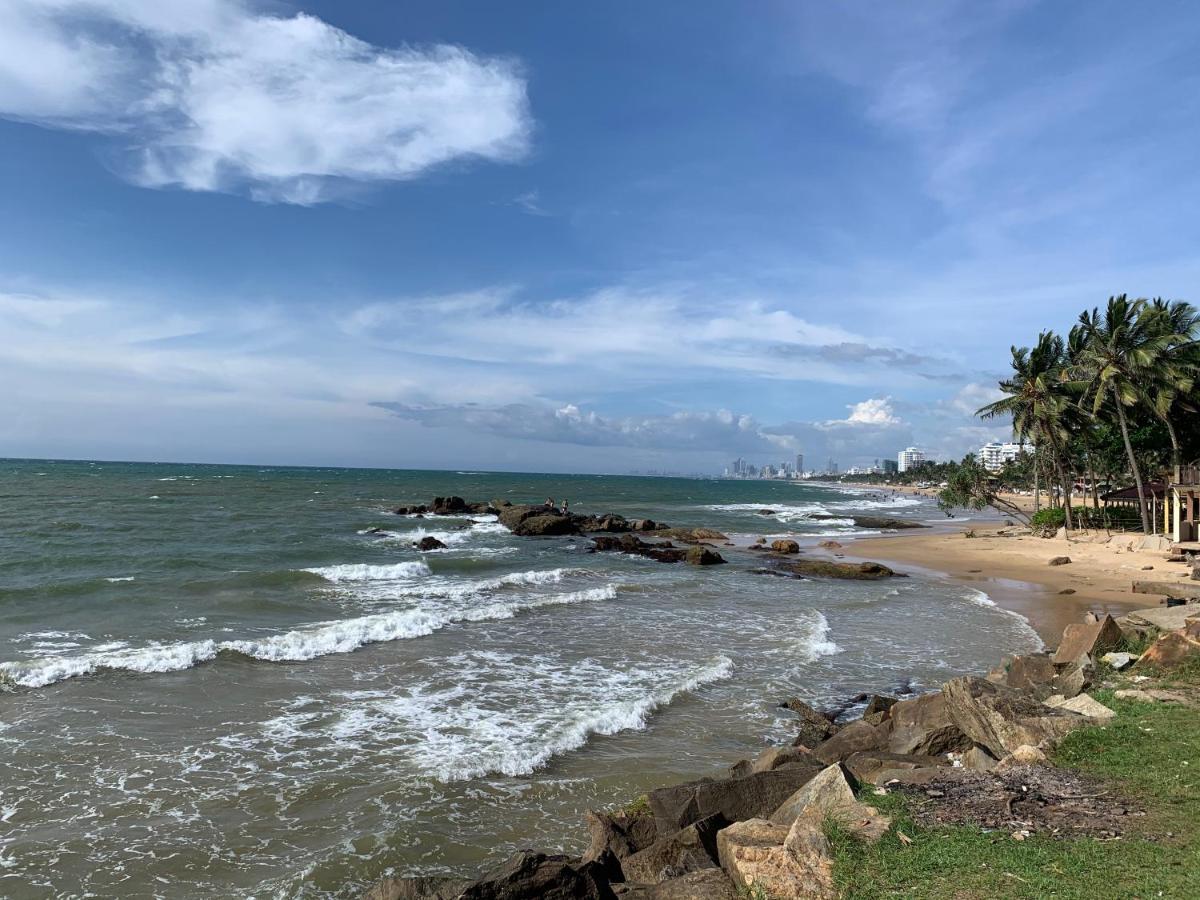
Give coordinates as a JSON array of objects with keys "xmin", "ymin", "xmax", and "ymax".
[
  {"xmin": 897, "ymin": 447, "xmax": 925, "ymax": 473},
  {"xmin": 978, "ymin": 441, "xmax": 1024, "ymax": 472}
]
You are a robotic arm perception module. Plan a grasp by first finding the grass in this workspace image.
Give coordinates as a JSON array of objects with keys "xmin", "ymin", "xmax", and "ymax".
[
  {"xmin": 829, "ymin": 674, "xmax": 1200, "ymax": 899},
  {"xmin": 617, "ymin": 793, "xmax": 652, "ymax": 819}
]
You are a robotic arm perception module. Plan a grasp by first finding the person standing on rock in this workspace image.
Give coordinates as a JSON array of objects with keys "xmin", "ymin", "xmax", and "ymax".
[
  {"xmin": 546, "ymin": 497, "xmax": 556, "ymax": 510},
  {"xmin": 561, "ymin": 499, "xmax": 569, "ymax": 515}
]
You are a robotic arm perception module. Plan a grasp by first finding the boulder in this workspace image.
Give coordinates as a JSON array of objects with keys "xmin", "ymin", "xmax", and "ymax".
[
  {"xmin": 778, "ymin": 558, "xmax": 897, "ymax": 580},
  {"xmin": 842, "ymin": 751, "xmax": 947, "ymax": 785},
  {"xmin": 583, "ymin": 808, "xmax": 658, "ymax": 875},
  {"xmin": 748, "ymin": 745, "xmax": 820, "ymax": 775},
  {"xmin": 592, "ymin": 515, "xmax": 632, "ymax": 533},
  {"xmin": 812, "ymin": 720, "xmax": 892, "ymax": 764},
  {"xmin": 873, "ymin": 766, "xmax": 949, "ymax": 786},
  {"xmin": 611, "ymin": 869, "xmax": 736, "ymax": 899},
  {"xmin": 416, "ymin": 536, "xmax": 447, "ymax": 551},
  {"xmin": 363, "ymin": 876, "xmax": 472, "ymax": 900},
  {"xmin": 1050, "ymin": 659, "xmax": 1093, "ymax": 699},
  {"xmin": 817, "ymin": 540, "xmax": 843, "ymax": 549},
  {"xmin": 512, "ymin": 514, "xmax": 581, "ymax": 537},
  {"xmin": 1001, "ymin": 655, "xmax": 1057, "ymax": 693},
  {"xmin": 458, "ymin": 852, "xmax": 616, "ymax": 900},
  {"xmin": 630, "ymin": 519, "xmax": 658, "ymax": 532},
  {"xmin": 1100, "ymin": 651, "xmax": 1137, "ymax": 671},
  {"xmin": 647, "ymin": 763, "xmax": 823, "ymax": 835},
  {"xmin": 1052, "ymin": 615, "xmax": 1125, "ymax": 665},
  {"xmin": 861, "ymin": 694, "xmax": 897, "ymax": 725},
  {"xmin": 769, "ymin": 764, "xmax": 891, "ymax": 842},
  {"xmin": 431, "ymin": 496, "xmax": 471, "ymax": 515},
  {"xmin": 770, "ymin": 539, "xmax": 800, "ymax": 554},
  {"xmin": 995, "ymin": 744, "xmax": 1048, "ymax": 770},
  {"xmin": 620, "ymin": 814, "xmax": 726, "ymax": 884},
  {"xmin": 685, "ymin": 546, "xmax": 726, "ymax": 566},
  {"xmin": 1137, "ymin": 620, "xmax": 1200, "ymax": 670},
  {"xmin": 780, "ymin": 698, "xmax": 839, "ymax": 748},
  {"xmin": 651, "ymin": 527, "xmax": 727, "ymax": 543},
  {"xmin": 716, "ymin": 817, "xmax": 837, "ymax": 900},
  {"xmin": 960, "ymin": 745, "xmax": 999, "ymax": 772},
  {"xmin": 497, "ymin": 505, "xmax": 546, "ymax": 530},
  {"xmin": 887, "ymin": 692, "xmax": 972, "ymax": 757},
  {"xmin": 941, "ymin": 676, "xmax": 1091, "ymax": 758},
  {"xmin": 1045, "ymin": 693, "xmax": 1115, "ymax": 721},
  {"xmin": 1048, "ymin": 556, "xmax": 1072, "ymax": 566}
]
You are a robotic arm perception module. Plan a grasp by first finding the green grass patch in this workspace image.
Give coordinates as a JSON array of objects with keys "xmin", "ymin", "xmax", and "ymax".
[{"xmin": 831, "ymin": 686, "xmax": 1200, "ymax": 898}]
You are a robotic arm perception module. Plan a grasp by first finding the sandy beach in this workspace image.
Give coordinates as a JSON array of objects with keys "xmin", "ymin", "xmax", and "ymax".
[{"xmin": 846, "ymin": 522, "xmax": 1193, "ymax": 643}]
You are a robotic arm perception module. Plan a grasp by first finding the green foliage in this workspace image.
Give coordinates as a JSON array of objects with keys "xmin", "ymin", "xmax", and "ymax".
[
  {"xmin": 616, "ymin": 793, "xmax": 651, "ymax": 819},
  {"xmin": 1029, "ymin": 505, "xmax": 1141, "ymax": 532},
  {"xmin": 832, "ymin": 686, "xmax": 1200, "ymax": 899}
]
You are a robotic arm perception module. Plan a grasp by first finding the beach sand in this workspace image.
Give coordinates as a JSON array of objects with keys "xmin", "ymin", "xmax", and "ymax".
[{"xmin": 843, "ymin": 523, "xmax": 1193, "ymax": 644}]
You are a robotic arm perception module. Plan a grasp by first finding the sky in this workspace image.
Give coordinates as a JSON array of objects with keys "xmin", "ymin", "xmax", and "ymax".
[{"xmin": 1, "ymin": 0, "xmax": 1198, "ymax": 473}]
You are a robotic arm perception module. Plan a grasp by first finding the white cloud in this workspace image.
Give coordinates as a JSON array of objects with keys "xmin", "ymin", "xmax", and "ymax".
[
  {"xmin": 840, "ymin": 396, "xmax": 901, "ymax": 426},
  {"xmin": 0, "ymin": 0, "xmax": 531, "ymax": 203}
]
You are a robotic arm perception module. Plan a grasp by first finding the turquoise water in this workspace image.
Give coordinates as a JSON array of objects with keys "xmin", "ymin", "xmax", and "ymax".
[{"xmin": 0, "ymin": 459, "xmax": 1041, "ymax": 898}]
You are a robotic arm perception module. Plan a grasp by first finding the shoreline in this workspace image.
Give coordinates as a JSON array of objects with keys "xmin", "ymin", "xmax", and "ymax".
[{"xmin": 837, "ymin": 522, "xmax": 1179, "ymax": 643}]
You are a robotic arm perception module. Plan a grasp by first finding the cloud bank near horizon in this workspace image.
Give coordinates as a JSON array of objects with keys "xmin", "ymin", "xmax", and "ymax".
[{"xmin": 0, "ymin": 0, "xmax": 531, "ymax": 203}]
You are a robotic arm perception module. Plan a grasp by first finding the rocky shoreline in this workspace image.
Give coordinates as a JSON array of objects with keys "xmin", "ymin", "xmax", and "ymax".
[
  {"xmin": 354, "ymin": 498, "xmax": 1200, "ymax": 899},
  {"xmin": 362, "ymin": 601, "xmax": 1200, "ymax": 900}
]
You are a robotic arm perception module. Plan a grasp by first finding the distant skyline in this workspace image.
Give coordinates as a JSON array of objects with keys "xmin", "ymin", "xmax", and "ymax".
[{"xmin": 2, "ymin": 1, "xmax": 1199, "ymax": 473}]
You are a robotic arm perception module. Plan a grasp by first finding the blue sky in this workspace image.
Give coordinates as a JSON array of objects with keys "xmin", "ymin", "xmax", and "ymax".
[{"xmin": 1, "ymin": 0, "xmax": 1198, "ymax": 472}]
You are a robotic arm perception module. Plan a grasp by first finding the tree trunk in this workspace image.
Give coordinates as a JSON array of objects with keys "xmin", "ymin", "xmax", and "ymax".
[
  {"xmin": 1114, "ymin": 394, "xmax": 1152, "ymax": 534},
  {"xmin": 1046, "ymin": 431, "xmax": 1074, "ymax": 531},
  {"xmin": 1033, "ymin": 458, "xmax": 1041, "ymax": 514}
]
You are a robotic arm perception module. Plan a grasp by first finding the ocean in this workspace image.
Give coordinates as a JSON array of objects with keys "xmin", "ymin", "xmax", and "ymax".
[{"xmin": 0, "ymin": 459, "xmax": 1042, "ymax": 898}]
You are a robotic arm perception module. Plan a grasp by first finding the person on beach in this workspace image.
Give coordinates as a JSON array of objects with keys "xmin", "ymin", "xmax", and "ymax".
[
  {"xmin": 561, "ymin": 499, "xmax": 569, "ymax": 514},
  {"xmin": 546, "ymin": 497, "xmax": 556, "ymax": 510}
]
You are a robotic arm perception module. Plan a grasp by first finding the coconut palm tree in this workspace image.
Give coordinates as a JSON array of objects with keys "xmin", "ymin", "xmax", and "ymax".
[
  {"xmin": 1072, "ymin": 295, "xmax": 1177, "ymax": 534},
  {"xmin": 978, "ymin": 331, "xmax": 1076, "ymax": 530},
  {"xmin": 1140, "ymin": 299, "xmax": 1200, "ymax": 475}
]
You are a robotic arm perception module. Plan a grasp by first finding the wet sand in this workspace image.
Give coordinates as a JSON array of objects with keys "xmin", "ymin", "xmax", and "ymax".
[{"xmin": 842, "ymin": 523, "xmax": 1189, "ymax": 644}]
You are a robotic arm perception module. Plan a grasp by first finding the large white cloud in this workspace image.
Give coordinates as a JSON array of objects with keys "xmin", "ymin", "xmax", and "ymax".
[{"xmin": 0, "ymin": 0, "xmax": 531, "ymax": 203}]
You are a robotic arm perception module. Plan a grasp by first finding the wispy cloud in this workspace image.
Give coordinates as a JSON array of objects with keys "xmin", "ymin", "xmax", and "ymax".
[
  {"xmin": 0, "ymin": 0, "xmax": 531, "ymax": 203},
  {"xmin": 512, "ymin": 189, "xmax": 552, "ymax": 216}
]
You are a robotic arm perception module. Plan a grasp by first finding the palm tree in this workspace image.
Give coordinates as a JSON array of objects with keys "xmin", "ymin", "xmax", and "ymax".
[
  {"xmin": 978, "ymin": 331, "xmax": 1076, "ymax": 530},
  {"xmin": 1072, "ymin": 295, "xmax": 1177, "ymax": 534},
  {"xmin": 1140, "ymin": 299, "xmax": 1200, "ymax": 475}
]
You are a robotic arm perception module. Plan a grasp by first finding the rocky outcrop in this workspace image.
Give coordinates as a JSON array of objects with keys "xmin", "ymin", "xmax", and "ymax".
[
  {"xmin": 842, "ymin": 751, "xmax": 948, "ymax": 785},
  {"xmin": 647, "ymin": 764, "xmax": 823, "ymax": 835},
  {"xmin": 772, "ymin": 559, "xmax": 897, "ymax": 580},
  {"xmin": 619, "ymin": 814, "xmax": 726, "ymax": 884},
  {"xmin": 770, "ymin": 539, "xmax": 800, "ymax": 554},
  {"xmin": 685, "ymin": 546, "xmax": 726, "ymax": 566},
  {"xmin": 716, "ymin": 817, "xmax": 837, "ymax": 900},
  {"xmin": 457, "ymin": 852, "xmax": 616, "ymax": 900},
  {"xmin": 887, "ymin": 691, "xmax": 972, "ymax": 756},
  {"xmin": 1137, "ymin": 618, "xmax": 1200, "ymax": 670},
  {"xmin": 511, "ymin": 514, "xmax": 580, "ymax": 537},
  {"xmin": 810, "ymin": 514, "xmax": 928, "ymax": 530},
  {"xmin": 583, "ymin": 808, "xmax": 658, "ymax": 880},
  {"xmin": 941, "ymin": 676, "xmax": 1090, "ymax": 758},
  {"xmin": 769, "ymin": 764, "xmax": 891, "ymax": 842},
  {"xmin": 779, "ymin": 698, "xmax": 839, "ymax": 748},
  {"xmin": 416, "ymin": 536, "xmax": 447, "ymax": 551},
  {"xmin": 592, "ymin": 534, "xmax": 687, "ymax": 563},
  {"xmin": 1052, "ymin": 615, "xmax": 1124, "ymax": 665},
  {"xmin": 812, "ymin": 720, "xmax": 891, "ymax": 764},
  {"xmin": 651, "ymin": 527, "xmax": 728, "ymax": 544}
]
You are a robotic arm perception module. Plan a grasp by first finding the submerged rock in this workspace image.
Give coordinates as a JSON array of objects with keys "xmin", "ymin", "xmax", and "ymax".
[
  {"xmin": 415, "ymin": 536, "xmax": 447, "ymax": 551},
  {"xmin": 772, "ymin": 559, "xmax": 897, "ymax": 580}
]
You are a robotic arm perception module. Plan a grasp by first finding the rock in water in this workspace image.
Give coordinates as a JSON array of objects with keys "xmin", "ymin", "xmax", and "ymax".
[
  {"xmin": 511, "ymin": 514, "xmax": 580, "ymax": 537},
  {"xmin": 774, "ymin": 559, "xmax": 896, "ymax": 580},
  {"xmin": 685, "ymin": 546, "xmax": 725, "ymax": 566},
  {"xmin": 415, "ymin": 536, "xmax": 447, "ymax": 551},
  {"xmin": 770, "ymin": 539, "xmax": 800, "ymax": 554}
]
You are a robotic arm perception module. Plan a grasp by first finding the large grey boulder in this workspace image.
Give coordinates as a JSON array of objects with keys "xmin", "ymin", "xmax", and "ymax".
[
  {"xmin": 647, "ymin": 763, "xmax": 822, "ymax": 835},
  {"xmin": 769, "ymin": 764, "xmax": 891, "ymax": 842},
  {"xmin": 812, "ymin": 719, "xmax": 891, "ymax": 764},
  {"xmin": 511, "ymin": 514, "xmax": 581, "ymax": 537},
  {"xmin": 887, "ymin": 692, "xmax": 971, "ymax": 756},
  {"xmin": 458, "ymin": 852, "xmax": 616, "ymax": 900},
  {"xmin": 583, "ymin": 808, "xmax": 658, "ymax": 881},
  {"xmin": 941, "ymin": 676, "xmax": 1090, "ymax": 758},
  {"xmin": 619, "ymin": 814, "xmax": 726, "ymax": 884}
]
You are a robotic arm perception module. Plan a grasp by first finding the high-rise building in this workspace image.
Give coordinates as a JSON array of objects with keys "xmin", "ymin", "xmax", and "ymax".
[
  {"xmin": 978, "ymin": 441, "xmax": 1024, "ymax": 472},
  {"xmin": 795, "ymin": 453, "xmax": 804, "ymax": 477},
  {"xmin": 882, "ymin": 459, "xmax": 899, "ymax": 475},
  {"xmin": 897, "ymin": 447, "xmax": 925, "ymax": 472}
]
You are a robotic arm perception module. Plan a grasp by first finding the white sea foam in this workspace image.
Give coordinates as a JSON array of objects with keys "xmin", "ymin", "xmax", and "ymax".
[
  {"xmin": 798, "ymin": 611, "xmax": 841, "ymax": 661},
  {"xmin": 328, "ymin": 652, "xmax": 734, "ymax": 781},
  {"xmin": 0, "ymin": 583, "xmax": 618, "ymax": 687},
  {"xmin": 105, "ymin": 576, "xmax": 135, "ymax": 583},
  {"xmin": 304, "ymin": 561, "xmax": 432, "ymax": 582}
]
